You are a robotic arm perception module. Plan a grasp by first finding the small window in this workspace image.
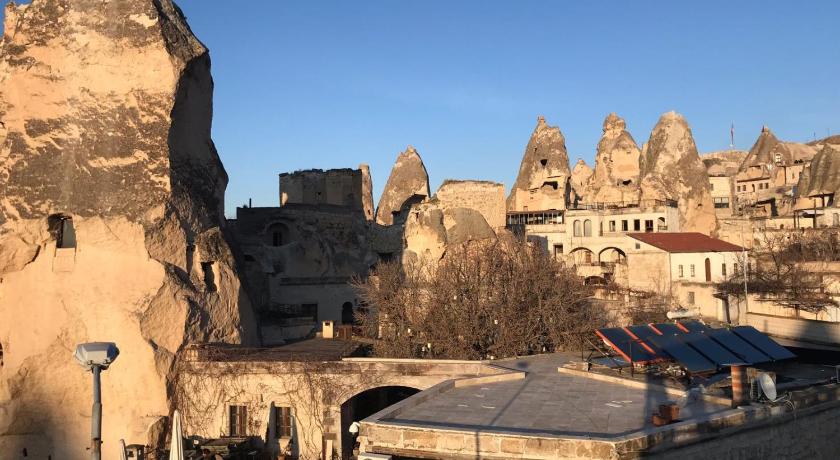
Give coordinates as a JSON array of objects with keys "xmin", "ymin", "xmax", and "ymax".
[
  {"xmin": 272, "ymin": 232, "xmax": 283, "ymax": 246},
  {"xmin": 710, "ymin": 183, "xmax": 714, "ymax": 191},
  {"xmin": 609, "ymin": 221, "xmax": 616, "ymax": 232},
  {"xmin": 539, "ymin": 159, "xmax": 548, "ymax": 167},
  {"xmin": 583, "ymin": 220, "xmax": 592, "ymax": 237},
  {"xmin": 687, "ymin": 291, "xmax": 695, "ymax": 305},
  {"xmin": 690, "ymin": 264, "xmax": 695, "ymax": 277},
  {"xmin": 229, "ymin": 405, "xmax": 248, "ymax": 436},
  {"xmin": 734, "ymin": 262, "xmax": 739, "ymax": 274},
  {"xmin": 553, "ymin": 244, "xmax": 564, "ymax": 258},
  {"xmin": 274, "ymin": 406, "xmax": 294, "ymax": 438},
  {"xmin": 622, "ymin": 220, "xmax": 628, "ymax": 232},
  {"xmin": 678, "ymin": 265, "xmax": 684, "ymax": 278},
  {"xmin": 645, "ymin": 220, "xmax": 654, "ymax": 232},
  {"xmin": 633, "ymin": 219, "xmax": 641, "ymax": 231},
  {"xmin": 722, "ymin": 264, "xmax": 727, "ymax": 277},
  {"xmin": 573, "ymin": 220, "xmax": 582, "ymax": 237},
  {"xmin": 635, "ymin": 242, "xmax": 641, "ymax": 249}
]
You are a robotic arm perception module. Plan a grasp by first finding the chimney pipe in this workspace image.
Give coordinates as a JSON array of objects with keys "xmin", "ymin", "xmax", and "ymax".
[{"xmin": 731, "ymin": 364, "xmax": 747, "ymax": 408}]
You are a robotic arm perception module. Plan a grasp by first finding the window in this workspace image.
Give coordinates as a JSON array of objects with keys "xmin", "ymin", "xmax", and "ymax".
[
  {"xmin": 583, "ymin": 220, "xmax": 592, "ymax": 237},
  {"xmin": 635, "ymin": 242, "xmax": 641, "ymax": 249},
  {"xmin": 714, "ymin": 197, "xmax": 730, "ymax": 208},
  {"xmin": 274, "ymin": 406, "xmax": 293, "ymax": 438},
  {"xmin": 687, "ymin": 291, "xmax": 695, "ymax": 305},
  {"xmin": 573, "ymin": 220, "xmax": 582, "ymax": 237},
  {"xmin": 722, "ymin": 263, "xmax": 727, "ymax": 277},
  {"xmin": 710, "ymin": 183, "xmax": 714, "ymax": 191},
  {"xmin": 690, "ymin": 264, "xmax": 695, "ymax": 277},
  {"xmin": 752, "ymin": 184, "xmax": 755, "ymax": 192},
  {"xmin": 609, "ymin": 221, "xmax": 616, "ymax": 232},
  {"xmin": 553, "ymin": 244, "xmax": 564, "ymax": 258},
  {"xmin": 678, "ymin": 265, "xmax": 684, "ymax": 278},
  {"xmin": 229, "ymin": 405, "xmax": 248, "ymax": 436},
  {"xmin": 622, "ymin": 220, "xmax": 629, "ymax": 232},
  {"xmin": 633, "ymin": 219, "xmax": 641, "ymax": 231},
  {"xmin": 272, "ymin": 232, "xmax": 283, "ymax": 246},
  {"xmin": 734, "ymin": 262, "xmax": 739, "ymax": 274},
  {"xmin": 645, "ymin": 220, "xmax": 654, "ymax": 232}
]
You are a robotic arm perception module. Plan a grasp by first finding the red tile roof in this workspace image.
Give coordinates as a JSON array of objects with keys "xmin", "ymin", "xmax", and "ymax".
[{"xmin": 627, "ymin": 232, "xmax": 744, "ymax": 253}]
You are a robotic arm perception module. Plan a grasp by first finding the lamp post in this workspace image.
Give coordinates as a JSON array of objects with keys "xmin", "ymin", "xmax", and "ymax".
[{"xmin": 74, "ymin": 342, "xmax": 120, "ymax": 460}]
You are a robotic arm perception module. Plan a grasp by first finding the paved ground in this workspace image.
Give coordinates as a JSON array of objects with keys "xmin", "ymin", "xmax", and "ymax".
[{"xmin": 384, "ymin": 353, "xmax": 730, "ymax": 437}]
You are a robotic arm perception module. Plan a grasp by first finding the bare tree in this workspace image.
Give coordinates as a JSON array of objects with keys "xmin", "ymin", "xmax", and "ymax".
[
  {"xmin": 353, "ymin": 235, "xmax": 601, "ymax": 359},
  {"xmin": 716, "ymin": 228, "xmax": 839, "ymax": 314}
]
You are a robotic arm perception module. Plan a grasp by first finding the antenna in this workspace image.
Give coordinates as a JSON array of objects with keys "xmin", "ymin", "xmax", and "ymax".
[{"xmin": 757, "ymin": 372, "xmax": 778, "ymax": 401}]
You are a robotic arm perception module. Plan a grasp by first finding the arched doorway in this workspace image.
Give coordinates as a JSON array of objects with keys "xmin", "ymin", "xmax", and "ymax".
[
  {"xmin": 570, "ymin": 247, "xmax": 594, "ymax": 265},
  {"xmin": 598, "ymin": 247, "xmax": 626, "ymax": 265},
  {"xmin": 340, "ymin": 386, "xmax": 420, "ymax": 459},
  {"xmin": 341, "ymin": 302, "xmax": 355, "ymax": 325},
  {"xmin": 705, "ymin": 258, "xmax": 712, "ymax": 282}
]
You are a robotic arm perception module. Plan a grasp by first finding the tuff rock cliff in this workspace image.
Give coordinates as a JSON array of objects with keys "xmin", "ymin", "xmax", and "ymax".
[
  {"xmin": 589, "ymin": 113, "xmax": 642, "ymax": 203},
  {"xmin": 507, "ymin": 116, "xmax": 571, "ymax": 211},
  {"xmin": 0, "ymin": 1, "xmax": 257, "ymax": 457},
  {"xmin": 740, "ymin": 126, "xmax": 817, "ymax": 173},
  {"xmin": 638, "ymin": 112, "xmax": 716, "ymax": 234},
  {"xmin": 375, "ymin": 145, "xmax": 430, "ymax": 226}
]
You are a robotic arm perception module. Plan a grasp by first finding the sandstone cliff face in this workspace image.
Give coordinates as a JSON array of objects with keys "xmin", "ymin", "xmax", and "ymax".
[
  {"xmin": 638, "ymin": 112, "xmax": 716, "ymax": 234},
  {"xmin": 589, "ymin": 113, "xmax": 641, "ymax": 203},
  {"xmin": 434, "ymin": 180, "xmax": 506, "ymax": 230},
  {"xmin": 0, "ymin": 1, "xmax": 257, "ymax": 457},
  {"xmin": 375, "ymin": 145, "xmax": 430, "ymax": 226},
  {"xmin": 507, "ymin": 116, "xmax": 571, "ymax": 211}
]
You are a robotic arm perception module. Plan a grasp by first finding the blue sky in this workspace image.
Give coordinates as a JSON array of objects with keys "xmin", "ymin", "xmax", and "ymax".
[{"xmin": 3, "ymin": 1, "xmax": 839, "ymax": 216}]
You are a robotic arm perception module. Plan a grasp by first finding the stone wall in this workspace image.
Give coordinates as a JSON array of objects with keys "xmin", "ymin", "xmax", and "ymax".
[
  {"xmin": 280, "ymin": 167, "xmax": 374, "ymax": 217},
  {"xmin": 434, "ymin": 180, "xmax": 506, "ymax": 230}
]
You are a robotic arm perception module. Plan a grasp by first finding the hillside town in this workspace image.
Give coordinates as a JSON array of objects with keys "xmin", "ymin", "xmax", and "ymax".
[{"xmin": 1, "ymin": 1, "xmax": 839, "ymax": 460}]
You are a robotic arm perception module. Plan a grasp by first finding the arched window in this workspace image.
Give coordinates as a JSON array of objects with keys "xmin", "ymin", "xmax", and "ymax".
[
  {"xmin": 267, "ymin": 222, "xmax": 290, "ymax": 247},
  {"xmin": 583, "ymin": 220, "xmax": 592, "ymax": 237},
  {"xmin": 573, "ymin": 220, "xmax": 582, "ymax": 237}
]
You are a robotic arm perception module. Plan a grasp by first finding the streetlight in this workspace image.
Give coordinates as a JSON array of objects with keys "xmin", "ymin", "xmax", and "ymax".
[{"xmin": 74, "ymin": 342, "xmax": 120, "ymax": 460}]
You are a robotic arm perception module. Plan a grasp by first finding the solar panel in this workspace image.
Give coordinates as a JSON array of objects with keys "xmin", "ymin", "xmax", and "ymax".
[
  {"xmin": 706, "ymin": 328, "xmax": 771, "ymax": 364},
  {"xmin": 679, "ymin": 320, "xmax": 710, "ymax": 333},
  {"xmin": 647, "ymin": 333, "xmax": 716, "ymax": 374},
  {"xmin": 650, "ymin": 323, "xmax": 685, "ymax": 335},
  {"xmin": 732, "ymin": 326, "xmax": 796, "ymax": 361},
  {"xmin": 677, "ymin": 332, "xmax": 745, "ymax": 367},
  {"xmin": 623, "ymin": 325, "xmax": 666, "ymax": 356},
  {"xmin": 596, "ymin": 327, "xmax": 659, "ymax": 363}
]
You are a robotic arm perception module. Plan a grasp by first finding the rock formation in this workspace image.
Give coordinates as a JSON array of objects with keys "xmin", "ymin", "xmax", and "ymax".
[
  {"xmin": 508, "ymin": 116, "xmax": 571, "ymax": 212},
  {"xmin": 360, "ymin": 163, "xmax": 375, "ymax": 221},
  {"xmin": 740, "ymin": 126, "xmax": 817, "ymax": 173},
  {"xmin": 589, "ymin": 113, "xmax": 642, "ymax": 203},
  {"xmin": 375, "ymin": 145, "xmax": 430, "ymax": 226},
  {"xmin": 701, "ymin": 150, "xmax": 747, "ymax": 177},
  {"xmin": 638, "ymin": 112, "xmax": 716, "ymax": 234},
  {"xmin": 797, "ymin": 144, "xmax": 840, "ymax": 200},
  {"xmin": 570, "ymin": 159, "xmax": 593, "ymax": 203},
  {"xmin": 0, "ymin": 1, "xmax": 257, "ymax": 457},
  {"xmin": 402, "ymin": 202, "xmax": 495, "ymax": 266}
]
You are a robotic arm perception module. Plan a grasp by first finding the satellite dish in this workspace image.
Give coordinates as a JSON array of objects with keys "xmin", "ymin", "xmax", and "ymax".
[{"xmin": 758, "ymin": 373, "xmax": 777, "ymax": 401}]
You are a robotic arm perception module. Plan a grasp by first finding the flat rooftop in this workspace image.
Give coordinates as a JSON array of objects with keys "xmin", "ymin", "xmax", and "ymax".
[{"xmin": 377, "ymin": 353, "xmax": 729, "ymax": 437}]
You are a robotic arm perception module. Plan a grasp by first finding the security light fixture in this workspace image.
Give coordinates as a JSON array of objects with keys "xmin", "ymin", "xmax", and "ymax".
[
  {"xmin": 74, "ymin": 342, "xmax": 119, "ymax": 371},
  {"xmin": 74, "ymin": 342, "xmax": 119, "ymax": 460}
]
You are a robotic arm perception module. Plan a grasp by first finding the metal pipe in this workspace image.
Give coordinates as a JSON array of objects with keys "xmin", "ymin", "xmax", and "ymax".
[{"xmin": 91, "ymin": 366, "xmax": 102, "ymax": 460}]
